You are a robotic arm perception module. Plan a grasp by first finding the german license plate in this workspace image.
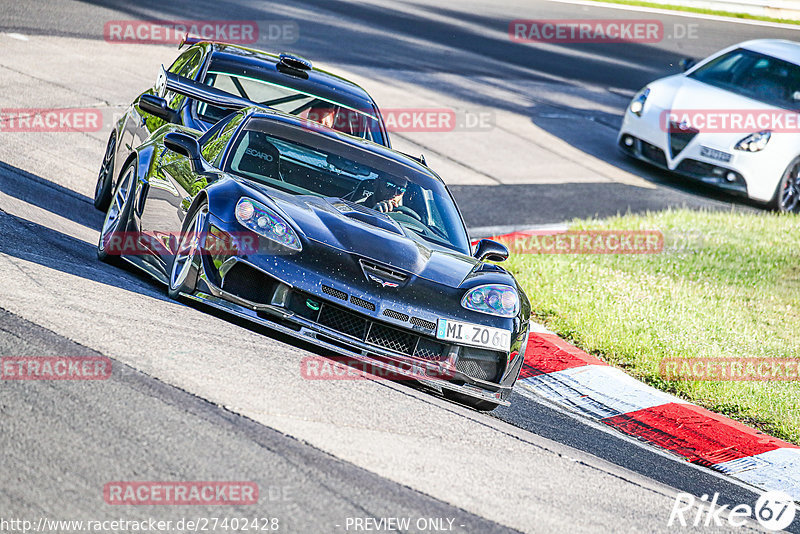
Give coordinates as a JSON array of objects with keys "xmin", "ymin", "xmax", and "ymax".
[
  {"xmin": 699, "ymin": 146, "xmax": 731, "ymax": 162},
  {"xmin": 436, "ymin": 319, "xmax": 511, "ymax": 351}
]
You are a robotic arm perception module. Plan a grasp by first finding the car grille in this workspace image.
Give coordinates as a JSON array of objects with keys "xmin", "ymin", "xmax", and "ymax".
[
  {"xmin": 456, "ymin": 347, "xmax": 503, "ymax": 382},
  {"xmin": 350, "ymin": 295, "xmax": 375, "ymax": 311},
  {"xmin": 383, "ymin": 309, "xmax": 410, "ymax": 322},
  {"xmin": 366, "ymin": 323, "xmax": 416, "ymax": 354},
  {"xmin": 415, "ymin": 338, "xmax": 448, "ymax": 361},
  {"xmin": 322, "ymin": 285, "xmax": 347, "ymax": 301},
  {"xmin": 288, "ymin": 292, "xmax": 447, "ymax": 361},
  {"xmin": 410, "ymin": 316, "xmax": 436, "ymax": 331},
  {"xmin": 318, "ymin": 305, "xmax": 368, "ymax": 339},
  {"xmin": 640, "ymin": 141, "xmax": 667, "ymax": 167},
  {"xmin": 668, "ymin": 121, "xmax": 699, "ymax": 158},
  {"xmin": 676, "ymin": 158, "xmax": 715, "ymax": 177}
]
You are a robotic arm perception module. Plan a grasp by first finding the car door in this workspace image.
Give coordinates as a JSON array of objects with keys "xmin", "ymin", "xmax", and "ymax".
[{"xmin": 138, "ymin": 112, "xmax": 246, "ymax": 270}]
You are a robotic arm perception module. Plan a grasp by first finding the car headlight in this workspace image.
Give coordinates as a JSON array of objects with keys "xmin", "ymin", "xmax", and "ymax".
[
  {"xmin": 735, "ymin": 130, "xmax": 771, "ymax": 152},
  {"xmin": 461, "ymin": 285, "xmax": 519, "ymax": 318},
  {"xmin": 629, "ymin": 87, "xmax": 650, "ymax": 117},
  {"xmin": 235, "ymin": 197, "xmax": 302, "ymax": 251}
]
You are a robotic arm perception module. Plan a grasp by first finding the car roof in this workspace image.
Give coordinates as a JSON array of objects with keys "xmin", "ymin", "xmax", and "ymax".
[
  {"xmin": 206, "ymin": 43, "xmax": 378, "ymax": 115},
  {"xmin": 738, "ymin": 39, "xmax": 800, "ymax": 66}
]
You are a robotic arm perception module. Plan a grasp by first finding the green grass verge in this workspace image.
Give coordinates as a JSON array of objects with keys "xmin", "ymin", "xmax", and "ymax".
[
  {"xmin": 588, "ymin": 0, "xmax": 800, "ymax": 26},
  {"xmin": 505, "ymin": 209, "xmax": 800, "ymax": 443}
]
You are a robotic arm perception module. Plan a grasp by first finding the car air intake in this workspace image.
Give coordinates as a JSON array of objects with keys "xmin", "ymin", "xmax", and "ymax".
[
  {"xmin": 221, "ymin": 262, "xmax": 277, "ymax": 305},
  {"xmin": 410, "ymin": 317, "xmax": 436, "ymax": 331},
  {"xmin": 350, "ymin": 295, "xmax": 375, "ymax": 311},
  {"xmin": 456, "ymin": 347, "xmax": 503, "ymax": 382},
  {"xmin": 383, "ymin": 309, "xmax": 410, "ymax": 322},
  {"xmin": 360, "ymin": 260, "xmax": 408, "ymax": 287},
  {"xmin": 287, "ymin": 291, "xmax": 447, "ymax": 361},
  {"xmin": 668, "ymin": 121, "xmax": 699, "ymax": 158},
  {"xmin": 322, "ymin": 285, "xmax": 347, "ymax": 301}
]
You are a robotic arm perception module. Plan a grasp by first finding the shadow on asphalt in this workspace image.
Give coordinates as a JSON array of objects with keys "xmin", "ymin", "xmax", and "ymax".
[{"xmin": 0, "ymin": 162, "xmax": 170, "ymax": 300}]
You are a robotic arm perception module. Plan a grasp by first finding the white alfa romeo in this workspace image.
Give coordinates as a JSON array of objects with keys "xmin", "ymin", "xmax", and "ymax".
[{"xmin": 618, "ymin": 39, "xmax": 800, "ymax": 212}]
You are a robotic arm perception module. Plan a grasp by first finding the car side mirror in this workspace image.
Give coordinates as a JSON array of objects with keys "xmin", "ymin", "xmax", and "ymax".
[
  {"xmin": 163, "ymin": 132, "xmax": 208, "ymax": 173},
  {"xmin": 473, "ymin": 239, "xmax": 509, "ymax": 262},
  {"xmin": 138, "ymin": 94, "xmax": 179, "ymax": 123},
  {"xmin": 679, "ymin": 57, "xmax": 696, "ymax": 72}
]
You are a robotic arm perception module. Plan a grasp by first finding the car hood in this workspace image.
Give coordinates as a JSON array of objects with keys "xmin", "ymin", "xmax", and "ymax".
[
  {"xmin": 648, "ymin": 75, "xmax": 782, "ymax": 115},
  {"xmin": 247, "ymin": 183, "xmax": 482, "ymax": 289}
]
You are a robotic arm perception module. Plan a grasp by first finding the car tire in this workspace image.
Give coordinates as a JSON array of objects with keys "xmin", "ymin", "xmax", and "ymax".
[
  {"xmin": 770, "ymin": 156, "xmax": 800, "ymax": 213},
  {"xmin": 168, "ymin": 201, "xmax": 208, "ymax": 300},
  {"xmin": 97, "ymin": 160, "xmax": 137, "ymax": 264},
  {"xmin": 443, "ymin": 390, "xmax": 499, "ymax": 412},
  {"xmin": 94, "ymin": 132, "xmax": 117, "ymax": 211}
]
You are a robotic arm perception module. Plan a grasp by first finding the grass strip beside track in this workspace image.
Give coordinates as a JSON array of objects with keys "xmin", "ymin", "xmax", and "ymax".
[
  {"xmin": 505, "ymin": 209, "xmax": 800, "ymax": 443},
  {"xmin": 588, "ymin": 0, "xmax": 800, "ymax": 25}
]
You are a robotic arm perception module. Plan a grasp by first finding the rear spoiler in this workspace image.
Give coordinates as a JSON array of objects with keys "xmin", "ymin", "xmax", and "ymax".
[
  {"xmin": 156, "ymin": 65, "xmax": 257, "ymax": 111},
  {"xmin": 179, "ymin": 34, "xmax": 208, "ymax": 49}
]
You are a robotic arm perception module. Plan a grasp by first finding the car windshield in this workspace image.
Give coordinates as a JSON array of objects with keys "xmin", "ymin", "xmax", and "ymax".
[
  {"xmin": 196, "ymin": 67, "xmax": 385, "ymax": 145},
  {"xmin": 224, "ymin": 117, "xmax": 469, "ymax": 254},
  {"xmin": 688, "ymin": 48, "xmax": 800, "ymax": 109}
]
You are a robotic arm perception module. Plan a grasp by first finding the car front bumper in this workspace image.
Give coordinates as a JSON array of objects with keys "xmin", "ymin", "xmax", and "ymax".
[
  {"xmin": 617, "ymin": 106, "xmax": 792, "ymax": 203},
  {"xmin": 184, "ymin": 249, "xmax": 526, "ymax": 407}
]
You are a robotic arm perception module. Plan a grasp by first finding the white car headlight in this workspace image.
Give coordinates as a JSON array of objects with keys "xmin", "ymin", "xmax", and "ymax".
[
  {"xmin": 461, "ymin": 285, "xmax": 519, "ymax": 318},
  {"xmin": 629, "ymin": 87, "xmax": 650, "ymax": 117},
  {"xmin": 734, "ymin": 130, "xmax": 771, "ymax": 152},
  {"xmin": 235, "ymin": 197, "xmax": 301, "ymax": 251}
]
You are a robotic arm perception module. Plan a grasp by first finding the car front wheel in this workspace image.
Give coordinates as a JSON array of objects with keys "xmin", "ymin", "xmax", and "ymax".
[
  {"xmin": 97, "ymin": 160, "xmax": 136, "ymax": 264},
  {"xmin": 772, "ymin": 156, "xmax": 800, "ymax": 213},
  {"xmin": 168, "ymin": 201, "xmax": 208, "ymax": 300},
  {"xmin": 94, "ymin": 132, "xmax": 117, "ymax": 211}
]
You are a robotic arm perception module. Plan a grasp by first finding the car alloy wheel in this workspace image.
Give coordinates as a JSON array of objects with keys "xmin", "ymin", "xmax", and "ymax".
[
  {"xmin": 780, "ymin": 160, "xmax": 800, "ymax": 213},
  {"xmin": 94, "ymin": 133, "xmax": 116, "ymax": 211},
  {"xmin": 97, "ymin": 162, "xmax": 135, "ymax": 262},
  {"xmin": 168, "ymin": 204, "xmax": 208, "ymax": 299}
]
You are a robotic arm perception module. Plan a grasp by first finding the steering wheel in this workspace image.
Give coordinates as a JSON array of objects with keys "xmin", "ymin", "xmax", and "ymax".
[{"xmin": 394, "ymin": 205, "xmax": 423, "ymax": 222}]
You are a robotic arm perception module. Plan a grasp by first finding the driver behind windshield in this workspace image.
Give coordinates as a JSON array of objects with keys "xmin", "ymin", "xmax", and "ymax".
[
  {"xmin": 357, "ymin": 175, "xmax": 408, "ymax": 213},
  {"xmin": 306, "ymin": 105, "xmax": 337, "ymax": 129}
]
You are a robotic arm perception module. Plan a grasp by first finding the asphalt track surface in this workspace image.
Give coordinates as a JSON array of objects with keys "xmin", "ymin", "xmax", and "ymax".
[{"xmin": 1, "ymin": 1, "xmax": 799, "ymax": 533}]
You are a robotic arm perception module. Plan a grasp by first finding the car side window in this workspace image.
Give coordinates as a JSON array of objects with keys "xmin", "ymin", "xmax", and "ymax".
[{"xmin": 200, "ymin": 111, "xmax": 245, "ymax": 166}]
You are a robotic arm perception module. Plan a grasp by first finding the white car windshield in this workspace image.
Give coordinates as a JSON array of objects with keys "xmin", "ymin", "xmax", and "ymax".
[{"xmin": 689, "ymin": 48, "xmax": 800, "ymax": 110}]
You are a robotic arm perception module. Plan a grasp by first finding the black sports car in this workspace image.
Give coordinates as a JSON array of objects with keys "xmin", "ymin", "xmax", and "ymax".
[
  {"xmin": 96, "ymin": 85, "xmax": 530, "ymax": 411},
  {"xmin": 94, "ymin": 38, "xmax": 390, "ymax": 211}
]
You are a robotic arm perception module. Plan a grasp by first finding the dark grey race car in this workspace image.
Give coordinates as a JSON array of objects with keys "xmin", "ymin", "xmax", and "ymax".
[{"xmin": 97, "ymin": 83, "xmax": 530, "ymax": 411}]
